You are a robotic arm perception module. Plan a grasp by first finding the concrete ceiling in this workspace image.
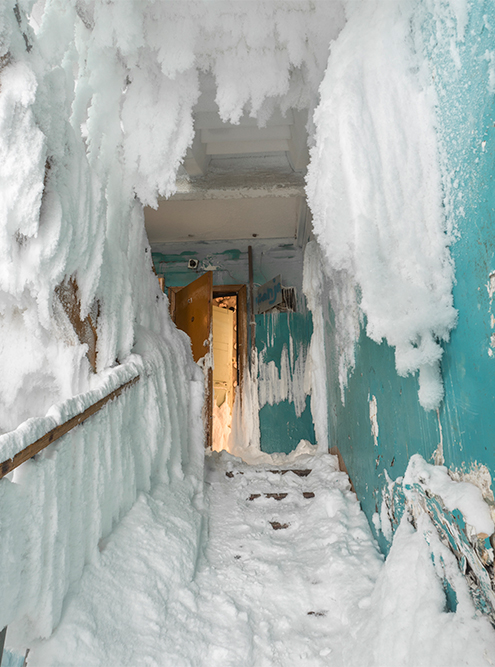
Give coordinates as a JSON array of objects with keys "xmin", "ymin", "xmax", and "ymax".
[{"xmin": 144, "ymin": 74, "xmax": 311, "ymax": 245}]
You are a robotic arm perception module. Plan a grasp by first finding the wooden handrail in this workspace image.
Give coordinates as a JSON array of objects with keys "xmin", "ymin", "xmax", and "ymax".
[{"xmin": 0, "ymin": 375, "xmax": 140, "ymax": 480}]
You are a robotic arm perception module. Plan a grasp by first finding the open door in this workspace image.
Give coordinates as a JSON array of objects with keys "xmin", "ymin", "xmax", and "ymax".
[
  {"xmin": 167, "ymin": 277, "xmax": 248, "ymax": 452},
  {"xmin": 172, "ymin": 272, "xmax": 213, "ymax": 448}
]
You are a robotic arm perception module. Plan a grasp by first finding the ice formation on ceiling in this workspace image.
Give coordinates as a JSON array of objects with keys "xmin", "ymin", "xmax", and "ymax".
[{"xmin": 0, "ymin": 0, "xmax": 344, "ymax": 433}]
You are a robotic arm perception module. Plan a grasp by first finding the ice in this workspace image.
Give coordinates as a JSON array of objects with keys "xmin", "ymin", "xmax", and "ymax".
[
  {"xmin": 306, "ymin": 0, "xmax": 458, "ymax": 410},
  {"xmin": 303, "ymin": 240, "xmax": 360, "ymax": 406},
  {"xmin": 0, "ymin": 325, "xmax": 203, "ymax": 639},
  {"xmin": 258, "ymin": 341, "xmax": 308, "ymax": 419}
]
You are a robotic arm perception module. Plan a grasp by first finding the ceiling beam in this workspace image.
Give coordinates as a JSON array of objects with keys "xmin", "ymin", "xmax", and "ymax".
[
  {"xmin": 206, "ymin": 139, "xmax": 290, "ymax": 155},
  {"xmin": 184, "ymin": 131, "xmax": 211, "ymax": 176}
]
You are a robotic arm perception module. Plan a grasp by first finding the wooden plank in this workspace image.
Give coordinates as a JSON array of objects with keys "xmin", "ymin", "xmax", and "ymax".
[
  {"xmin": 172, "ymin": 273, "xmax": 213, "ymax": 449},
  {"xmin": 174, "ymin": 272, "xmax": 212, "ymax": 363},
  {"xmin": 212, "ymin": 284, "xmax": 247, "ymax": 391},
  {"xmin": 0, "ymin": 626, "xmax": 6, "ymax": 667},
  {"xmin": 237, "ymin": 285, "xmax": 248, "ymax": 391},
  {"xmin": 0, "ymin": 375, "xmax": 140, "ymax": 480},
  {"xmin": 269, "ymin": 521, "xmax": 290, "ymax": 530},
  {"xmin": 267, "ymin": 468, "xmax": 311, "ymax": 477}
]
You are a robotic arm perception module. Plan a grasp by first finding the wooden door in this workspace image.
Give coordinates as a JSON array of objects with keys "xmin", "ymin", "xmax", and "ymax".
[{"xmin": 173, "ymin": 272, "xmax": 213, "ymax": 448}]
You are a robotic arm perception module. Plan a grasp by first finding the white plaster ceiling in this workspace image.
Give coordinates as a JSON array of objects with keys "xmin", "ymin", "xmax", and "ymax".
[
  {"xmin": 145, "ymin": 195, "xmax": 304, "ymax": 243},
  {"xmin": 144, "ymin": 73, "xmax": 311, "ymax": 245}
]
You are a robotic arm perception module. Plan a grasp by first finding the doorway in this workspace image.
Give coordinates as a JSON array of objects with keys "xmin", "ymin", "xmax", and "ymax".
[{"xmin": 168, "ymin": 275, "xmax": 247, "ymax": 451}]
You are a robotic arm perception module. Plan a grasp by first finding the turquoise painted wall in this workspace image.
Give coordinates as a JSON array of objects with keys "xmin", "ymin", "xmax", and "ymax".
[
  {"xmin": 323, "ymin": 2, "xmax": 495, "ymax": 554},
  {"xmin": 152, "ymin": 240, "xmax": 314, "ymax": 454},
  {"xmin": 256, "ymin": 311, "xmax": 315, "ymax": 454},
  {"xmin": 152, "ymin": 238, "xmax": 305, "ymax": 293}
]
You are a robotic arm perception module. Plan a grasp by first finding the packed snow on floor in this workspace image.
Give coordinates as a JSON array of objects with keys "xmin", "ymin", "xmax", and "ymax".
[{"xmin": 12, "ymin": 448, "xmax": 493, "ymax": 667}]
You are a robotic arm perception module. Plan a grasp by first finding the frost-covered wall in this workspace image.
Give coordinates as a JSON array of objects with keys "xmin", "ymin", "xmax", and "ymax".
[
  {"xmin": 305, "ymin": 0, "xmax": 495, "ymax": 553},
  {"xmin": 0, "ymin": 337, "xmax": 204, "ymax": 640},
  {"xmin": 0, "ymin": 0, "xmax": 343, "ymax": 434},
  {"xmin": 0, "ymin": 0, "xmax": 206, "ymax": 640},
  {"xmin": 4, "ymin": 0, "xmax": 492, "ymax": 641},
  {"xmin": 306, "ymin": 0, "xmax": 457, "ymax": 412}
]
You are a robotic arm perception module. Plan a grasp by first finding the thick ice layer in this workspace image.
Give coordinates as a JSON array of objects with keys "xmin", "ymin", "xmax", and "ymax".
[
  {"xmin": 0, "ymin": 0, "xmax": 345, "ymax": 450},
  {"xmin": 0, "ymin": 0, "xmax": 343, "ymax": 637}
]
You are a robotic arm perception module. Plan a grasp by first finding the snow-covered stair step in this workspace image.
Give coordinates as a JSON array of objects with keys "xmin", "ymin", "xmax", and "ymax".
[
  {"xmin": 226, "ymin": 468, "xmax": 312, "ymax": 479},
  {"xmin": 267, "ymin": 468, "xmax": 312, "ymax": 477},
  {"xmin": 247, "ymin": 491, "xmax": 315, "ymax": 501}
]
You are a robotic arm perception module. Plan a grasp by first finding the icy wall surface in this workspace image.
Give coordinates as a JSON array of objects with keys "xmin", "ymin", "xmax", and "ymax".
[
  {"xmin": 312, "ymin": 0, "xmax": 495, "ymax": 563},
  {"xmin": 257, "ymin": 311, "xmax": 316, "ymax": 454},
  {"xmin": 0, "ymin": 0, "xmax": 207, "ymax": 640},
  {"xmin": 306, "ymin": 0, "xmax": 458, "ymax": 410},
  {"xmin": 0, "ymin": 331, "xmax": 204, "ymax": 640}
]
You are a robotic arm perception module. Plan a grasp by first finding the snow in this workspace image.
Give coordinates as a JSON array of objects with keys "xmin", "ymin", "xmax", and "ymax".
[
  {"xmin": 212, "ymin": 399, "xmax": 232, "ymax": 454},
  {"xmin": 303, "ymin": 239, "xmax": 361, "ymax": 407},
  {"xmin": 302, "ymin": 242, "xmax": 330, "ymax": 452},
  {"xmin": 0, "ymin": 326, "xmax": 203, "ymax": 639},
  {"xmin": 12, "ymin": 451, "xmax": 494, "ymax": 667},
  {"xmin": 258, "ymin": 340, "xmax": 308, "ymax": 419},
  {"xmin": 358, "ymin": 512, "xmax": 495, "ymax": 667},
  {"xmin": 404, "ymin": 454, "xmax": 495, "ymax": 537},
  {"xmin": 306, "ymin": 0, "xmax": 459, "ymax": 410}
]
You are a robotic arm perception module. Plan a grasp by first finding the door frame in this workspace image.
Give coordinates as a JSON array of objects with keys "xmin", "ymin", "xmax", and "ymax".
[{"xmin": 168, "ymin": 281, "xmax": 248, "ymax": 446}]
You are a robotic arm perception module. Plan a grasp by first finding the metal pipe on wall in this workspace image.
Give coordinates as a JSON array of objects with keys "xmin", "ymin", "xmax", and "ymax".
[{"xmin": 248, "ymin": 246, "xmax": 256, "ymax": 368}]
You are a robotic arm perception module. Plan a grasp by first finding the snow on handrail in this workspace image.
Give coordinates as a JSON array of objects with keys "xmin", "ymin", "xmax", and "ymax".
[{"xmin": 0, "ymin": 374, "xmax": 140, "ymax": 480}]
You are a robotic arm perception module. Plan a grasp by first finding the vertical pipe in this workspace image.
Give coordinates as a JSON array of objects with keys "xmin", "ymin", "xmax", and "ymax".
[{"xmin": 248, "ymin": 246, "xmax": 256, "ymax": 367}]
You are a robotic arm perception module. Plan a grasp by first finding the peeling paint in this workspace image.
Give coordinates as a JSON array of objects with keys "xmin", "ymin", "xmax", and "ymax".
[
  {"xmin": 379, "ymin": 470, "xmax": 495, "ymax": 626},
  {"xmin": 487, "ymin": 271, "xmax": 495, "ymax": 302},
  {"xmin": 406, "ymin": 482, "xmax": 495, "ymax": 624},
  {"xmin": 368, "ymin": 394, "xmax": 379, "ymax": 447},
  {"xmin": 433, "ymin": 408, "xmax": 445, "ymax": 466}
]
